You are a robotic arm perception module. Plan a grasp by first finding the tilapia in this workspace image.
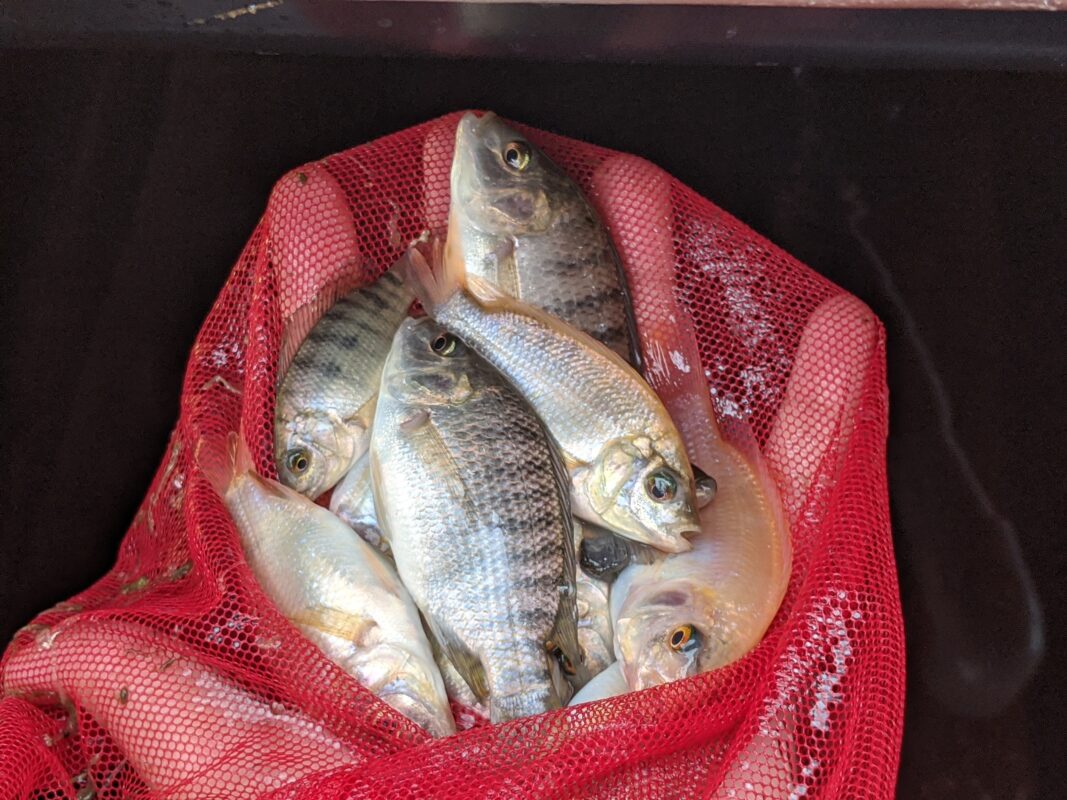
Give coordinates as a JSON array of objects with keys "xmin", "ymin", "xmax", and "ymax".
[
  {"xmin": 329, "ymin": 451, "xmax": 389, "ymax": 554},
  {"xmin": 329, "ymin": 459, "xmax": 612, "ymax": 683},
  {"xmin": 449, "ymin": 112, "xmax": 639, "ymax": 364},
  {"xmin": 202, "ymin": 433, "xmax": 454, "ymax": 738},
  {"xmin": 372, "ymin": 317, "xmax": 587, "ymax": 723},
  {"xmin": 573, "ymin": 520, "xmax": 615, "ymax": 678},
  {"xmin": 402, "ymin": 242, "xmax": 700, "ymax": 554},
  {"xmin": 274, "ymin": 269, "xmax": 413, "ymax": 498}
]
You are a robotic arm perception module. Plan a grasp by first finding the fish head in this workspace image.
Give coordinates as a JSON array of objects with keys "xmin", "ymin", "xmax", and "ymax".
[
  {"xmin": 382, "ymin": 318, "xmax": 478, "ymax": 408},
  {"xmin": 275, "ymin": 411, "xmax": 366, "ymax": 498},
  {"xmin": 451, "ymin": 112, "xmax": 565, "ymax": 238},
  {"xmin": 614, "ymin": 578, "xmax": 722, "ymax": 691},
  {"xmin": 585, "ymin": 438, "xmax": 700, "ymax": 553},
  {"xmin": 355, "ymin": 641, "xmax": 456, "ymax": 738}
]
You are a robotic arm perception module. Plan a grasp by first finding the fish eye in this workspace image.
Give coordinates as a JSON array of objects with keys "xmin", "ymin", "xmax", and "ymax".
[
  {"xmin": 502, "ymin": 141, "xmax": 531, "ymax": 172},
  {"xmin": 668, "ymin": 624, "xmax": 700, "ymax": 653},
  {"xmin": 286, "ymin": 449, "xmax": 311, "ymax": 476},
  {"xmin": 645, "ymin": 470, "xmax": 678, "ymax": 502},
  {"xmin": 545, "ymin": 640, "xmax": 577, "ymax": 676},
  {"xmin": 430, "ymin": 332, "xmax": 458, "ymax": 356}
]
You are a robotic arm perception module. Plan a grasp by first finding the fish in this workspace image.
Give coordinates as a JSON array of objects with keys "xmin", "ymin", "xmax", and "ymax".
[
  {"xmin": 401, "ymin": 241, "xmax": 700, "ymax": 554},
  {"xmin": 330, "ymin": 457, "xmax": 612, "ymax": 685},
  {"xmin": 201, "ymin": 433, "xmax": 454, "ymax": 738},
  {"xmin": 329, "ymin": 451, "xmax": 389, "ymax": 555},
  {"xmin": 600, "ymin": 361, "xmax": 788, "ymax": 692},
  {"xmin": 449, "ymin": 111, "xmax": 639, "ymax": 365},
  {"xmin": 371, "ymin": 317, "xmax": 587, "ymax": 723},
  {"xmin": 573, "ymin": 520, "xmax": 615, "ymax": 678},
  {"xmin": 274, "ymin": 268, "xmax": 413, "ymax": 499},
  {"xmin": 329, "ymin": 460, "xmax": 613, "ymax": 686}
]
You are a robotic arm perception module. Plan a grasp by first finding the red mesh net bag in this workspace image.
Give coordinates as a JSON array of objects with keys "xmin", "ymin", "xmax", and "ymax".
[{"xmin": 0, "ymin": 112, "xmax": 904, "ymax": 800}]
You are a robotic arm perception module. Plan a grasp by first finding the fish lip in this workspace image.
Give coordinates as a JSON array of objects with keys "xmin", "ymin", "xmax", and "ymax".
[
  {"xmin": 642, "ymin": 526, "xmax": 696, "ymax": 554},
  {"xmin": 657, "ymin": 534, "xmax": 694, "ymax": 554},
  {"xmin": 456, "ymin": 112, "xmax": 479, "ymax": 146},
  {"xmin": 452, "ymin": 113, "xmax": 488, "ymax": 211},
  {"xmin": 602, "ymin": 521, "xmax": 695, "ymax": 555},
  {"xmin": 456, "ymin": 111, "xmax": 494, "ymax": 147}
]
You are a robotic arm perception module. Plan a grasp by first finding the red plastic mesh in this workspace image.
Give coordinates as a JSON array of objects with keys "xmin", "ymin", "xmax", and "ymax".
[{"xmin": 0, "ymin": 112, "xmax": 904, "ymax": 800}]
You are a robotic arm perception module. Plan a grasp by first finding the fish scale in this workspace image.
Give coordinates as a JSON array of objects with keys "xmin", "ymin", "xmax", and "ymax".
[{"xmin": 372, "ymin": 318, "xmax": 583, "ymax": 722}]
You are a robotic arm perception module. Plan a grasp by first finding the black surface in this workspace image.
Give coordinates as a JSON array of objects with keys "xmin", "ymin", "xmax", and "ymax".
[
  {"xmin": 1, "ymin": 49, "xmax": 1065, "ymax": 797},
  {"xmin": 3, "ymin": 1, "xmax": 1067, "ymax": 71}
]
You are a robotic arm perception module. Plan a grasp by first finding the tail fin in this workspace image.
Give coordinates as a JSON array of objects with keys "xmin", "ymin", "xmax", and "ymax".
[
  {"xmin": 398, "ymin": 236, "xmax": 467, "ymax": 316},
  {"xmin": 196, "ymin": 431, "xmax": 253, "ymax": 498}
]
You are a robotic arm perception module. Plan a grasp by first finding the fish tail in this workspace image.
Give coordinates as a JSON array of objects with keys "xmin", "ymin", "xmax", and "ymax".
[
  {"xmin": 399, "ymin": 235, "xmax": 466, "ymax": 316},
  {"xmin": 196, "ymin": 430, "xmax": 253, "ymax": 498}
]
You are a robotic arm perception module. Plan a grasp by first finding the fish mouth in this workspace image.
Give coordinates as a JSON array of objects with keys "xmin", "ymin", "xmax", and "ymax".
[
  {"xmin": 451, "ymin": 113, "xmax": 491, "ymax": 215},
  {"xmin": 454, "ymin": 112, "xmax": 494, "ymax": 166},
  {"xmin": 456, "ymin": 111, "xmax": 495, "ymax": 146},
  {"xmin": 380, "ymin": 689, "xmax": 455, "ymax": 738},
  {"xmin": 593, "ymin": 513, "xmax": 696, "ymax": 555},
  {"xmin": 644, "ymin": 526, "xmax": 695, "ymax": 555}
]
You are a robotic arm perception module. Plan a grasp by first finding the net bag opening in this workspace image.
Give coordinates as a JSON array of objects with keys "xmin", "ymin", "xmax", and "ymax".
[{"xmin": 0, "ymin": 112, "xmax": 905, "ymax": 800}]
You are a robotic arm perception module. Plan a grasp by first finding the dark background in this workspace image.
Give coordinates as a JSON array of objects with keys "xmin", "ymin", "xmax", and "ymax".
[{"xmin": 1, "ymin": 37, "xmax": 1065, "ymax": 800}]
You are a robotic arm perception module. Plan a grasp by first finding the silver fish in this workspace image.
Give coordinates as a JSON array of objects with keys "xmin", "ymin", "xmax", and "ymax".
[
  {"xmin": 372, "ymin": 317, "xmax": 587, "ymax": 722},
  {"xmin": 404, "ymin": 243, "xmax": 700, "ymax": 554},
  {"xmin": 329, "ymin": 451, "xmax": 389, "ymax": 555},
  {"xmin": 204, "ymin": 434, "xmax": 454, "ymax": 738},
  {"xmin": 275, "ymin": 269, "xmax": 413, "ymax": 498},
  {"xmin": 450, "ymin": 112, "xmax": 638, "ymax": 364}
]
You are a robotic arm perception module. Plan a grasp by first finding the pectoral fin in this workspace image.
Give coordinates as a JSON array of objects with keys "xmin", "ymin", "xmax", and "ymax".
[
  {"xmin": 290, "ymin": 606, "xmax": 375, "ymax": 645},
  {"xmin": 423, "ymin": 615, "xmax": 489, "ymax": 702}
]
